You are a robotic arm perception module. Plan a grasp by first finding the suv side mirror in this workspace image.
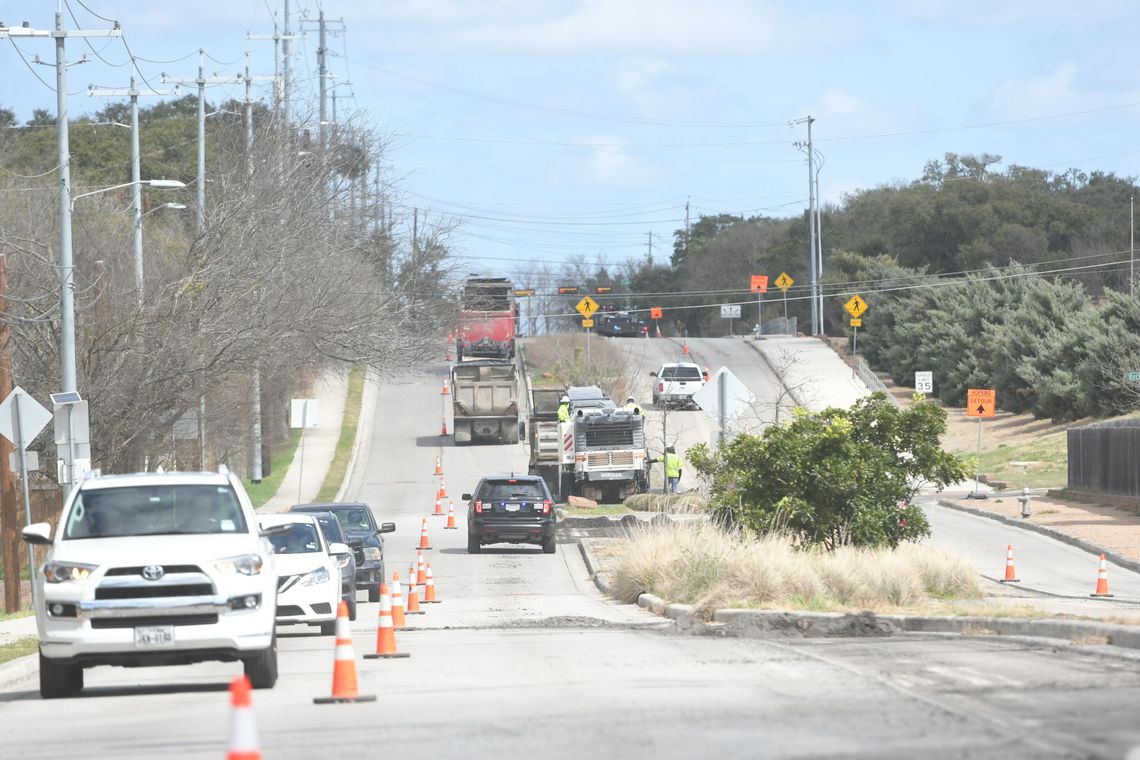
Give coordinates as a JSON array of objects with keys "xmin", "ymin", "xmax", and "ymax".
[
  {"xmin": 21, "ymin": 522, "xmax": 52, "ymax": 545},
  {"xmin": 649, "ymin": 371, "xmax": 657, "ymax": 377},
  {"xmin": 377, "ymin": 522, "xmax": 396, "ymax": 535},
  {"xmin": 461, "ymin": 493, "xmax": 472, "ymax": 501},
  {"xmin": 328, "ymin": 542, "xmax": 351, "ymax": 556}
]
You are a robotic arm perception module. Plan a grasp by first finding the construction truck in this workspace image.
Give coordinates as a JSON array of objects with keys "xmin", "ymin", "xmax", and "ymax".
[
  {"xmin": 457, "ymin": 277, "xmax": 518, "ymax": 360},
  {"xmin": 526, "ymin": 385, "xmax": 649, "ymax": 502},
  {"xmin": 452, "ymin": 360, "xmax": 520, "ymax": 446}
]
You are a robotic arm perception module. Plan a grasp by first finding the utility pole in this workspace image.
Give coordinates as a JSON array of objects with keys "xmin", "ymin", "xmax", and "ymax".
[
  {"xmin": 318, "ymin": 10, "xmax": 328, "ymax": 152},
  {"xmin": 283, "ymin": 0, "xmax": 292, "ymax": 128},
  {"xmin": 647, "ymin": 231, "xmax": 653, "ymax": 263},
  {"xmin": 163, "ymin": 51, "xmax": 242, "ymax": 235},
  {"xmin": 1132, "ymin": 195, "xmax": 1135, "ymax": 297},
  {"xmin": 88, "ymin": 64, "xmax": 177, "ymax": 310},
  {"xmin": 0, "ymin": 15, "xmax": 121, "ymax": 396},
  {"xmin": 412, "ymin": 208, "xmax": 419, "ymax": 257},
  {"xmin": 0, "ymin": 255, "xmax": 19, "ymax": 613},
  {"xmin": 793, "ymin": 115, "xmax": 819, "ymax": 336}
]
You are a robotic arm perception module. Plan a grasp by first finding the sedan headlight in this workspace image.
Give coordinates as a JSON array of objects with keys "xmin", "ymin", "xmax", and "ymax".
[
  {"xmin": 214, "ymin": 554, "xmax": 264, "ymax": 576},
  {"xmin": 43, "ymin": 561, "xmax": 97, "ymax": 584},
  {"xmin": 301, "ymin": 567, "xmax": 331, "ymax": 586},
  {"xmin": 362, "ymin": 547, "xmax": 382, "ymax": 562}
]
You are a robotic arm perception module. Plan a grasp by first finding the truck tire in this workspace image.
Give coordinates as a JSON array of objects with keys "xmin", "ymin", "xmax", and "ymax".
[
  {"xmin": 453, "ymin": 419, "xmax": 472, "ymax": 446},
  {"xmin": 559, "ymin": 473, "xmax": 575, "ymax": 502},
  {"xmin": 39, "ymin": 651, "xmax": 83, "ymax": 699},
  {"xmin": 503, "ymin": 421, "xmax": 519, "ymax": 444},
  {"xmin": 243, "ymin": 633, "xmax": 278, "ymax": 689}
]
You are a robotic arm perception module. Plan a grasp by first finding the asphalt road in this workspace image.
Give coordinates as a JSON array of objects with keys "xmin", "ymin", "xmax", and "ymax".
[{"xmin": 4, "ymin": 354, "xmax": 1140, "ymax": 758}]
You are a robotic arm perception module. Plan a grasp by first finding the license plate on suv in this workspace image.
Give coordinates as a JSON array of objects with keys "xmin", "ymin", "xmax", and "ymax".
[{"xmin": 134, "ymin": 626, "xmax": 175, "ymax": 647}]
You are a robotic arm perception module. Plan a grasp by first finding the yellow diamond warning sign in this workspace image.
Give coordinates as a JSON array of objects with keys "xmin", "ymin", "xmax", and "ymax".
[
  {"xmin": 775, "ymin": 272, "xmax": 794, "ymax": 291},
  {"xmin": 575, "ymin": 296, "xmax": 599, "ymax": 317},
  {"xmin": 844, "ymin": 294, "xmax": 868, "ymax": 318}
]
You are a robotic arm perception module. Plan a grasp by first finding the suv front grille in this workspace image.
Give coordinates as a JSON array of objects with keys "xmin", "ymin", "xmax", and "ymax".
[
  {"xmin": 90, "ymin": 614, "xmax": 218, "ymax": 629},
  {"xmin": 105, "ymin": 565, "xmax": 202, "ymax": 576},
  {"xmin": 96, "ymin": 584, "xmax": 213, "ymax": 600}
]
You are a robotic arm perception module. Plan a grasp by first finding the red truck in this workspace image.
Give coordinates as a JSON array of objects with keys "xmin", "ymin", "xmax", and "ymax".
[{"xmin": 457, "ymin": 277, "xmax": 518, "ymax": 360}]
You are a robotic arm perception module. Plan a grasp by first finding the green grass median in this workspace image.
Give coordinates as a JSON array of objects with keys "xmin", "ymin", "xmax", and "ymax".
[
  {"xmin": 246, "ymin": 429, "xmax": 303, "ymax": 509},
  {"xmin": 314, "ymin": 366, "xmax": 365, "ymax": 503}
]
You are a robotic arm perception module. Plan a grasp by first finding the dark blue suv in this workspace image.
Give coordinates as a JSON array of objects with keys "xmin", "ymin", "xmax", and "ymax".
[
  {"xmin": 291, "ymin": 503, "xmax": 395, "ymax": 602},
  {"xmin": 463, "ymin": 475, "xmax": 556, "ymax": 554}
]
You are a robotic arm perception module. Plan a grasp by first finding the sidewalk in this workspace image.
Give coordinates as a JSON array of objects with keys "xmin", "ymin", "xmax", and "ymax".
[{"xmin": 260, "ymin": 369, "xmax": 349, "ymax": 513}]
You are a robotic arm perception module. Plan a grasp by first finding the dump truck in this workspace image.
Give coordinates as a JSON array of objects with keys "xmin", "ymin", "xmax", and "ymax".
[
  {"xmin": 452, "ymin": 360, "xmax": 520, "ymax": 445},
  {"xmin": 526, "ymin": 385, "xmax": 649, "ymax": 502},
  {"xmin": 457, "ymin": 277, "xmax": 518, "ymax": 360}
]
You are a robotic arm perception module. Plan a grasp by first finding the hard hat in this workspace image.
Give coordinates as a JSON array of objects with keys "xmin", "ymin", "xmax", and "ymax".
[
  {"xmin": 626, "ymin": 396, "xmax": 636, "ymax": 403},
  {"xmin": 560, "ymin": 395, "xmax": 569, "ymax": 403}
]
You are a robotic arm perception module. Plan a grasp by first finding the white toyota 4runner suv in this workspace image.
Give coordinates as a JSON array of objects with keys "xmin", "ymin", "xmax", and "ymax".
[
  {"xmin": 651, "ymin": 362, "xmax": 706, "ymax": 409},
  {"xmin": 21, "ymin": 467, "xmax": 279, "ymax": 698}
]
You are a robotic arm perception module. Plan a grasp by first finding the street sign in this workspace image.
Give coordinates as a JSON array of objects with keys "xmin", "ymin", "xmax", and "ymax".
[
  {"xmin": 915, "ymin": 371, "xmax": 933, "ymax": 393},
  {"xmin": 692, "ymin": 367, "xmax": 755, "ymax": 436},
  {"xmin": 53, "ymin": 400, "xmax": 90, "ymax": 447},
  {"xmin": 581, "ymin": 318, "xmax": 594, "ymax": 328},
  {"xmin": 1130, "ymin": 371, "xmax": 1140, "ymax": 382},
  {"xmin": 0, "ymin": 388, "xmax": 51, "ymax": 449},
  {"xmin": 775, "ymin": 272, "xmax": 794, "ymax": 291},
  {"xmin": 290, "ymin": 399, "xmax": 320, "ymax": 428},
  {"xmin": 10, "ymin": 451, "xmax": 38, "ymax": 472},
  {"xmin": 750, "ymin": 274, "xmax": 769, "ymax": 293},
  {"xmin": 844, "ymin": 294, "xmax": 868, "ymax": 318},
  {"xmin": 575, "ymin": 296, "xmax": 599, "ymax": 318},
  {"xmin": 720, "ymin": 304, "xmax": 741, "ymax": 319},
  {"xmin": 966, "ymin": 388, "xmax": 996, "ymax": 418},
  {"xmin": 849, "ymin": 318, "xmax": 862, "ymax": 327},
  {"xmin": 650, "ymin": 306, "xmax": 663, "ymax": 320}
]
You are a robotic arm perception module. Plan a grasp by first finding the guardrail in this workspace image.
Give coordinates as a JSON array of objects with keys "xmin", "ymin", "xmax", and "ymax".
[{"xmin": 854, "ymin": 356, "xmax": 900, "ymax": 408}]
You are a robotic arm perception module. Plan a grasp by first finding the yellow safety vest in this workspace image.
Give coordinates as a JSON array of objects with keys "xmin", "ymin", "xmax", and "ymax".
[
  {"xmin": 665, "ymin": 453, "xmax": 682, "ymax": 478},
  {"xmin": 557, "ymin": 404, "xmax": 570, "ymax": 422}
]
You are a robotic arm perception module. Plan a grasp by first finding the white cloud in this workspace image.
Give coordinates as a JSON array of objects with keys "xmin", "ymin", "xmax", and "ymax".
[
  {"xmin": 891, "ymin": 0, "xmax": 1125, "ymax": 25},
  {"xmin": 559, "ymin": 139, "xmax": 666, "ymax": 190},
  {"xmin": 366, "ymin": 0, "xmax": 858, "ymax": 57},
  {"xmin": 989, "ymin": 63, "xmax": 1092, "ymax": 121},
  {"xmin": 803, "ymin": 88, "xmax": 914, "ymax": 138}
]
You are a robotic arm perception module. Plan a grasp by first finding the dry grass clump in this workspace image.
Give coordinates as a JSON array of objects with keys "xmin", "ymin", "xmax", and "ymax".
[
  {"xmin": 609, "ymin": 521, "xmax": 982, "ymax": 614},
  {"xmin": 623, "ymin": 493, "xmax": 708, "ymax": 513}
]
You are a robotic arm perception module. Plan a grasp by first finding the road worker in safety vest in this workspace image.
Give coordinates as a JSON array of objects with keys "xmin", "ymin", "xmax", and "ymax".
[{"xmin": 557, "ymin": 395, "xmax": 571, "ymax": 422}]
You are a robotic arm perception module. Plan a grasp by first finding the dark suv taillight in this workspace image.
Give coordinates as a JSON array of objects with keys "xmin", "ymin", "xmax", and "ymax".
[
  {"xmin": 542, "ymin": 499, "xmax": 552, "ymax": 515},
  {"xmin": 474, "ymin": 500, "xmax": 483, "ymax": 514}
]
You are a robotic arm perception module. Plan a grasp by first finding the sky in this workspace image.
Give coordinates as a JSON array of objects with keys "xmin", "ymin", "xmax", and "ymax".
[{"xmin": 3, "ymin": 1, "xmax": 1140, "ymax": 285}]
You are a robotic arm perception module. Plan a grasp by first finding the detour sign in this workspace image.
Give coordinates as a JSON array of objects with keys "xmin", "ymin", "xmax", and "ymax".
[{"xmin": 967, "ymin": 388, "xmax": 996, "ymax": 418}]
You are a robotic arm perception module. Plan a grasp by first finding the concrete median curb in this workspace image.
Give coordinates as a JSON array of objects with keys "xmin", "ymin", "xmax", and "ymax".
[
  {"xmin": 0, "ymin": 647, "xmax": 37, "ymax": 690},
  {"xmin": 578, "ymin": 537, "xmax": 1140, "ymax": 651},
  {"xmin": 935, "ymin": 498, "xmax": 1140, "ymax": 575}
]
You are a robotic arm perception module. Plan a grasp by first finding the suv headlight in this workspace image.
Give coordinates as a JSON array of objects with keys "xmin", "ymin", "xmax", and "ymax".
[
  {"xmin": 301, "ymin": 567, "xmax": 331, "ymax": 586},
  {"xmin": 362, "ymin": 547, "xmax": 382, "ymax": 561},
  {"xmin": 214, "ymin": 554, "xmax": 264, "ymax": 576},
  {"xmin": 335, "ymin": 554, "xmax": 351, "ymax": 568},
  {"xmin": 44, "ymin": 561, "xmax": 97, "ymax": 584}
]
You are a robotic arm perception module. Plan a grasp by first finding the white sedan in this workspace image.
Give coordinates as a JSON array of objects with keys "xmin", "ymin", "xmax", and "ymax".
[{"xmin": 257, "ymin": 514, "xmax": 348, "ymax": 635}]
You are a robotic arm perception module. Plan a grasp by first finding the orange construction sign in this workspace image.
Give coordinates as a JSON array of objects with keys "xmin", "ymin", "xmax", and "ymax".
[
  {"xmin": 750, "ymin": 275, "xmax": 769, "ymax": 293},
  {"xmin": 650, "ymin": 306, "xmax": 663, "ymax": 320},
  {"xmin": 966, "ymin": 388, "xmax": 996, "ymax": 418}
]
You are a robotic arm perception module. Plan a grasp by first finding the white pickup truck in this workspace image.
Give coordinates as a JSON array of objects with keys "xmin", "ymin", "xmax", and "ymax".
[
  {"xmin": 651, "ymin": 362, "xmax": 706, "ymax": 409},
  {"xmin": 21, "ymin": 467, "xmax": 280, "ymax": 698}
]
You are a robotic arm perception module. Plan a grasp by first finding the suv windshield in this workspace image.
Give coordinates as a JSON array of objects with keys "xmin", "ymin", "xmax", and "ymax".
[
  {"xmin": 267, "ymin": 523, "xmax": 322, "ymax": 554},
  {"xmin": 478, "ymin": 480, "xmax": 547, "ymax": 501},
  {"xmin": 64, "ymin": 484, "xmax": 247, "ymax": 539},
  {"xmin": 661, "ymin": 366, "xmax": 703, "ymax": 380}
]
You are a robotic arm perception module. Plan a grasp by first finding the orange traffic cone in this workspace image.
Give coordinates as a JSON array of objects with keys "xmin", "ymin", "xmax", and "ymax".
[
  {"xmin": 364, "ymin": 583, "xmax": 411, "ymax": 660},
  {"xmin": 406, "ymin": 564, "xmax": 425, "ymax": 615},
  {"xmin": 683, "ymin": 341, "xmax": 689, "ymax": 355},
  {"xmin": 441, "ymin": 416, "xmax": 448, "ymax": 436},
  {"xmin": 226, "ymin": 676, "xmax": 261, "ymax": 760},
  {"xmin": 1000, "ymin": 544, "xmax": 1019, "ymax": 583},
  {"xmin": 423, "ymin": 563, "xmax": 440, "ymax": 603},
  {"xmin": 433, "ymin": 497, "xmax": 444, "ymax": 516},
  {"xmin": 391, "ymin": 573, "xmax": 408, "ymax": 630},
  {"xmin": 441, "ymin": 377, "xmax": 450, "ymax": 395},
  {"xmin": 417, "ymin": 517, "xmax": 433, "ymax": 550},
  {"xmin": 1091, "ymin": 554, "xmax": 1114, "ymax": 597},
  {"xmin": 416, "ymin": 550, "xmax": 428, "ymax": 586},
  {"xmin": 437, "ymin": 476, "xmax": 447, "ymax": 499},
  {"xmin": 313, "ymin": 601, "xmax": 376, "ymax": 704},
  {"xmin": 433, "ymin": 454, "xmax": 443, "ymax": 476},
  {"xmin": 445, "ymin": 501, "xmax": 458, "ymax": 529}
]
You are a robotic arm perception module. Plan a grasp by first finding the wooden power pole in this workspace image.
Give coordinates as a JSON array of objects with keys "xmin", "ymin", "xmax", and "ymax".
[{"xmin": 0, "ymin": 255, "xmax": 22, "ymax": 611}]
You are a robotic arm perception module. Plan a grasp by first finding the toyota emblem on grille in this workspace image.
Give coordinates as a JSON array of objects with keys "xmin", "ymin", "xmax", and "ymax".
[{"xmin": 141, "ymin": 565, "xmax": 165, "ymax": 581}]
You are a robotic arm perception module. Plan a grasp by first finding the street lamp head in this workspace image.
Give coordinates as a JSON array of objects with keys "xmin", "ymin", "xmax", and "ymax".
[{"xmin": 145, "ymin": 179, "xmax": 186, "ymax": 189}]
